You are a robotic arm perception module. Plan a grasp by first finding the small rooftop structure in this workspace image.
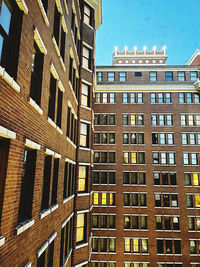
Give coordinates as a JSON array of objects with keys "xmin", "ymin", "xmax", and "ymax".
[{"xmin": 112, "ymin": 46, "xmax": 168, "ymax": 66}]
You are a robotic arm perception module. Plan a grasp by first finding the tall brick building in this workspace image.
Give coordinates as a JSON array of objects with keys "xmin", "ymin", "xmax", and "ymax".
[
  {"xmin": 0, "ymin": 0, "xmax": 102, "ymax": 266},
  {"xmin": 91, "ymin": 47, "xmax": 200, "ymax": 267}
]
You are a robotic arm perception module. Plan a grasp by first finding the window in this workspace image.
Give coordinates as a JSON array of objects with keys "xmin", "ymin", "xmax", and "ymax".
[
  {"xmin": 178, "ymin": 71, "xmax": 185, "ymax": 81},
  {"xmin": 154, "ymin": 172, "xmax": 177, "ymax": 186},
  {"xmin": 119, "ymin": 72, "xmax": 126, "ymax": 81},
  {"xmin": 107, "ymin": 72, "xmax": 115, "ymax": 82},
  {"xmin": 76, "ymin": 213, "xmax": 86, "ymax": 244},
  {"xmin": 82, "ymin": 46, "xmax": 91, "ymax": 69},
  {"xmin": 48, "ymin": 73, "xmax": 63, "ymax": 129},
  {"xmin": 109, "ymin": 133, "xmax": 115, "ymax": 144},
  {"xmin": 135, "ymin": 72, "xmax": 142, "ymax": 77},
  {"xmin": 138, "ymin": 115, "xmax": 144, "ymax": 125},
  {"xmin": 94, "ymin": 133, "xmax": 100, "ymax": 144},
  {"xmin": 92, "ymin": 237, "xmax": 98, "ymax": 252},
  {"xmin": 63, "ymin": 162, "xmax": 74, "ymax": 199},
  {"xmin": 123, "ymin": 93, "xmax": 128, "ymax": 103},
  {"xmin": 102, "ymin": 93, "xmax": 108, "ymax": 103},
  {"xmin": 78, "ymin": 166, "xmax": 87, "ymax": 192},
  {"xmin": 188, "ymin": 216, "xmax": 200, "ymax": 231},
  {"xmin": 130, "ymin": 93, "xmax": 135, "ymax": 103},
  {"xmin": 0, "ymin": 0, "xmax": 23, "ymax": 79},
  {"xmin": 185, "ymin": 173, "xmax": 200, "ymax": 186},
  {"xmin": 150, "ymin": 93, "xmax": 156, "ymax": 103},
  {"xmin": 80, "ymin": 123, "xmax": 89, "ymax": 147},
  {"xmin": 94, "ymin": 152, "xmax": 100, "ymax": 163},
  {"xmin": 18, "ymin": 148, "xmax": 37, "ymax": 223},
  {"xmin": 180, "ymin": 115, "xmax": 186, "ymax": 126},
  {"xmin": 150, "ymin": 71, "xmax": 157, "ymax": 81},
  {"xmin": 138, "ymin": 93, "xmax": 143, "ymax": 103},
  {"xmin": 53, "ymin": 2, "xmax": 66, "ymax": 62},
  {"xmin": 110, "ymin": 93, "xmax": 115, "ymax": 103},
  {"xmin": 109, "ymin": 114, "xmax": 115, "ymax": 125},
  {"xmin": 41, "ymin": 155, "xmax": 52, "ymax": 211},
  {"xmin": 158, "ymin": 93, "xmax": 164, "ymax": 103},
  {"xmin": 165, "ymin": 93, "xmax": 171, "ymax": 103},
  {"xmin": 102, "ymin": 133, "xmax": 108, "ymax": 144},
  {"xmin": 109, "ymin": 152, "xmax": 115, "ymax": 163},
  {"xmin": 94, "ymin": 114, "xmax": 100, "ymax": 125},
  {"xmin": 95, "ymin": 93, "xmax": 100, "ymax": 103},
  {"xmin": 102, "ymin": 114, "xmax": 108, "ymax": 125},
  {"xmin": 83, "ymin": 4, "xmax": 93, "ymax": 26},
  {"xmin": 0, "ymin": 138, "xmax": 10, "ymax": 229},
  {"xmin": 59, "ymin": 216, "xmax": 73, "ymax": 266},
  {"xmin": 109, "ymin": 238, "xmax": 116, "ymax": 252},
  {"xmin": 194, "ymin": 93, "xmax": 200, "ymax": 103},
  {"xmin": 157, "ymin": 239, "xmax": 181, "ymax": 255},
  {"xmin": 122, "ymin": 114, "xmax": 129, "ymax": 125},
  {"xmin": 81, "ymin": 83, "xmax": 90, "ymax": 107},
  {"xmin": 165, "ymin": 71, "xmax": 173, "ymax": 81},
  {"xmin": 179, "ymin": 93, "xmax": 185, "ymax": 103},
  {"xmin": 124, "ymin": 238, "xmax": 131, "ymax": 253},
  {"xmin": 30, "ymin": 41, "xmax": 44, "ymax": 107},
  {"xmin": 51, "ymin": 158, "xmax": 59, "ymax": 206},
  {"xmin": 153, "ymin": 152, "xmax": 159, "ymax": 164},
  {"xmin": 97, "ymin": 72, "xmax": 102, "ymax": 82},
  {"xmin": 189, "ymin": 240, "xmax": 200, "ymax": 255},
  {"xmin": 151, "ymin": 114, "xmax": 157, "ymax": 126},
  {"xmin": 190, "ymin": 71, "xmax": 197, "ymax": 81},
  {"xmin": 166, "ymin": 114, "xmax": 173, "ymax": 126}
]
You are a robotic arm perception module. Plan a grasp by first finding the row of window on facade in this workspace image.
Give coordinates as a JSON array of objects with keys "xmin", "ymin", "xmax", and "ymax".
[
  {"xmin": 93, "ymin": 171, "xmax": 200, "ymax": 187},
  {"xmin": 0, "ymin": 137, "xmax": 91, "ymax": 233},
  {"xmin": 92, "ymin": 212, "xmax": 200, "ymax": 233},
  {"xmin": 93, "ymin": 191, "xmax": 200, "ymax": 209},
  {"xmin": 95, "ymin": 92, "xmax": 200, "ymax": 104},
  {"xmin": 97, "ymin": 71, "xmax": 198, "ymax": 82},
  {"xmin": 93, "ymin": 151, "xmax": 200, "ymax": 165},
  {"xmin": 91, "ymin": 262, "xmax": 191, "ymax": 267}
]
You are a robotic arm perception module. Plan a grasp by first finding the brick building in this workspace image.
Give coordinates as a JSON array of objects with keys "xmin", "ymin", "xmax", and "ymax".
[
  {"xmin": 92, "ymin": 47, "xmax": 200, "ymax": 267},
  {"xmin": 0, "ymin": 0, "xmax": 102, "ymax": 266}
]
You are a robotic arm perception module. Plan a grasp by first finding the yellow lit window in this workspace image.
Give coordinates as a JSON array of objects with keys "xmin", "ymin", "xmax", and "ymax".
[
  {"xmin": 76, "ymin": 214, "xmax": 85, "ymax": 243},
  {"xmin": 109, "ymin": 193, "xmax": 115, "ymax": 205},
  {"xmin": 130, "ymin": 114, "xmax": 136, "ymax": 125},
  {"xmin": 93, "ymin": 192, "xmax": 99, "ymax": 205},
  {"xmin": 195, "ymin": 195, "xmax": 200, "ymax": 207},
  {"xmin": 80, "ymin": 123, "xmax": 88, "ymax": 147},
  {"xmin": 123, "ymin": 152, "xmax": 129, "ymax": 163},
  {"xmin": 124, "ymin": 238, "xmax": 131, "ymax": 252},
  {"xmin": 193, "ymin": 173, "xmax": 199, "ymax": 186},
  {"xmin": 102, "ymin": 192, "xmax": 107, "ymax": 205},
  {"xmin": 131, "ymin": 152, "xmax": 137, "ymax": 164},
  {"xmin": 78, "ymin": 166, "xmax": 86, "ymax": 192},
  {"xmin": 133, "ymin": 238, "xmax": 139, "ymax": 253}
]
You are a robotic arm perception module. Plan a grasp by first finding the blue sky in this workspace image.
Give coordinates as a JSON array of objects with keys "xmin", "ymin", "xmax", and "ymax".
[{"xmin": 95, "ymin": 0, "xmax": 200, "ymax": 66}]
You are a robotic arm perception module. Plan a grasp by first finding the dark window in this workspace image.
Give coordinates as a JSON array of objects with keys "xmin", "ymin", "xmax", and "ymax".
[
  {"xmin": 48, "ymin": 74, "xmax": 57, "ymax": 121},
  {"xmin": 134, "ymin": 72, "xmax": 142, "ymax": 77},
  {"xmin": 109, "ymin": 152, "xmax": 115, "ymax": 163},
  {"xmin": 60, "ymin": 217, "xmax": 73, "ymax": 266},
  {"xmin": 92, "ymin": 215, "xmax": 99, "ymax": 228},
  {"xmin": 109, "ymin": 215, "xmax": 115, "ymax": 228},
  {"xmin": 94, "ymin": 114, "xmax": 100, "ymax": 125},
  {"xmin": 109, "ymin": 172, "xmax": 115, "ymax": 184},
  {"xmin": 100, "ymin": 214, "xmax": 107, "ymax": 228},
  {"xmin": 157, "ymin": 239, "xmax": 164, "ymax": 254},
  {"xmin": 109, "ymin": 114, "xmax": 115, "ymax": 125},
  {"xmin": 56, "ymin": 90, "xmax": 63, "ymax": 128},
  {"xmin": 165, "ymin": 71, "xmax": 173, "ymax": 81},
  {"xmin": 47, "ymin": 240, "xmax": 54, "ymax": 267},
  {"xmin": 0, "ymin": 138, "xmax": 10, "ymax": 228},
  {"xmin": 37, "ymin": 250, "xmax": 45, "ymax": 267},
  {"xmin": 41, "ymin": 0, "xmax": 48, "ymax": 12},
  {"xmin": 18, "ymin": 148, "xmax": 37, "ymax": 223},
  {"xmin": 41, "ymin": 155, "xmax": 52, "ymax": 211},
  {"xmin": 30, "ymin": 41, "xmax": 44, "ymax": 106},
  {"xmin": 51, "ymin": 158, "xmax": 59, "ymax": 206},
  {"xmin": 53, "ymin": 3, "xmax": 60, "ymax": 45},
  {"xmin": 0, "ymin": 0, "xmax": 23, "ymax": 79}
]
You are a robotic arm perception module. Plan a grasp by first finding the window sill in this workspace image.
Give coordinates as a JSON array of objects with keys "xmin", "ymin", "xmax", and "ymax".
[
  {"xmin": 63, "ymin": 194, "xmax": 75, "ymax": 204},
  {"xmin": 68, "ymin": 81, "xmax": 78, "ymax": 106},
  {"xmin": 29, "ymin": 98, "xmax": 43, "ymax": 115},
  {"xmin": 59, "ymin": 56, "xmax": 66, "ymax": 71},
  {"xmin": 82, "ymin": 67, "xmax": 92, "ymax": 73},
  {"xmin": 51, "ymin": 204, "xmax": 58, "ymax": 212},
  {"xmin": 75, "ymin": 242, "xmax": 88, "ymax": 250},
  {"xmin": 37, "ymin": 0, "xmax": 49, "ymax": 26},
  {"xmin": 79, "ymin": 147, "xmax": 90, "ymax": 151},
  {"xmin": 0, "ymin": 66, "xmax": 20, "ymax": 92},
  {"xmin": 77, "ymin": 193, "xmax": 90, "ymax": 197},
  {"xmin": 81, "ymin": 105, "xmax": 91, "ymax": 111},
  {"xmin": 24, "ymin": 261, "xmax": 32, "ymax": 267},
  {"xmin": 52, "ymin": 36, "xmax": 60, "ymax": 58},
  {"xmin": 0, "ymin": 236, "xmax": 5, "ymax": 247},
  {"xmin": 56, "ymin": 126, "xmax": 63, "ymax": 135},
  {"xmin": 66, "ymin": 137, "xmax": 77, "ymax": 148},
  {"xmin": 40, "ymin": 204, "xmax": 58, "ymax": 219},
  {"xmin": 48, "ymin": 117, "xmax": 57, "ymax": 129},
  {"xmin": 16, "ymin": 218, "xmax": 35, "ymax": 235}
]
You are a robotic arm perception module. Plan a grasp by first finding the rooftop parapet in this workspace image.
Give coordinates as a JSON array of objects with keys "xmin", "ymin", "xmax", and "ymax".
[{"xmin": 112, "ymin": 46, "xmax": 168, "ymax": 66}]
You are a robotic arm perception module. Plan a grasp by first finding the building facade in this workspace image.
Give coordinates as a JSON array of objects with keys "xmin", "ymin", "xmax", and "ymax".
[
  {"xmin": 92, "ymin": 47, "xmax": 200, "ymax": 267},
  {"xmin": 0, "ymin": 0, "xmax": 101, "ymax": 266}
]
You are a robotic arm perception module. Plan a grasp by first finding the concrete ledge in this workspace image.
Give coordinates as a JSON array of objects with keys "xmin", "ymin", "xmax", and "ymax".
[
  {"xmin": 0, "ymin": 236, "xmax": 5, "ymax": 247},
  {"xmin": 0, "ymin": 66, "xmax": 20, "ymax": 92},
  {"xmin": 16, "ymin": 219, "xmax": 35, "ymax": 236}
]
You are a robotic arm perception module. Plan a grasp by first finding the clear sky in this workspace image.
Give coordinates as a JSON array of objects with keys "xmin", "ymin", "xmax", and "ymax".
[{"xmin": 95, "ymin": 0, "xmax": 200, "ymax": 66}]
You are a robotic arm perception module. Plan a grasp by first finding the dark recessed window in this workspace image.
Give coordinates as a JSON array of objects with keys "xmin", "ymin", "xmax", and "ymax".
[
  {"xmin": 0, "ymin": 0, "xmax": 23, "ymax": 79},
  {"xmin": 165, "ymin": 71, "xmax": 173, "ymax": 81},
  {"xmin": 134, "ymin": 72, "xmax": 142, "ymax": 77}
]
